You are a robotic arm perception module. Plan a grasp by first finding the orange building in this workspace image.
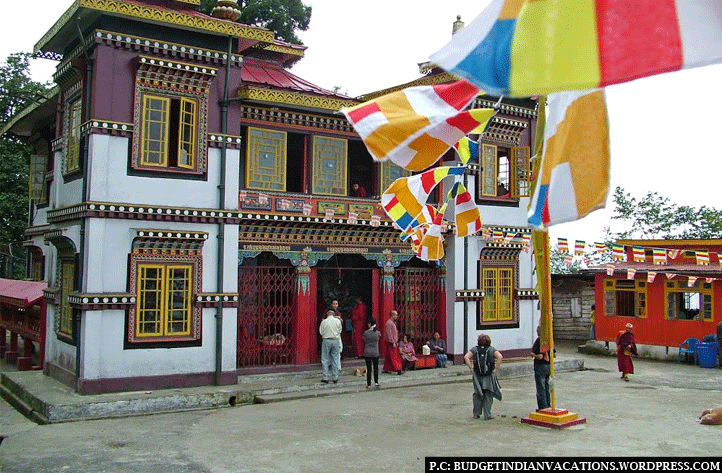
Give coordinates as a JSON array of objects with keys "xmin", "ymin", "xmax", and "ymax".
[{"xmin": 590, "ymin": 239, "xmax": 722, "ymax": 347}]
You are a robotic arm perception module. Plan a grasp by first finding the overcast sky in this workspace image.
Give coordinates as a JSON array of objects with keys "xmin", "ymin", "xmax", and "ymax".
[{"xmin": 3, "ymin": 0, "xmax": 722, "ymax": 246}]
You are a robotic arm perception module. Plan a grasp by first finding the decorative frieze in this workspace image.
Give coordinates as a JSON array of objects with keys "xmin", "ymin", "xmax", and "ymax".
[
  {"xmin": 81, "ymin": 120, "xmax": 134, "ymax": 138},
  {"xmin": 68, "ymin": 293, "xmax": 136, "ymax": 310},
  {"xmin": 241, "ymin": 106, "xmax": 356, "ymax": 134},
  {"xmin": 455, "ymin": 290, "xmax": 485, "ymax": 302},
  {"xmin": 208, "ymin": 133, "xmax": 242, "ymax": 149},
  {"xmin": 517, "ymin": 289, "xmax": 539, "ymax": 300},
  {"xmin": 239, "ymin": 87, "xmax": 357, "ymax": 112},
  {"xmin": 195, "ymin": 293, "xmax": 240, "ymax": 308}
]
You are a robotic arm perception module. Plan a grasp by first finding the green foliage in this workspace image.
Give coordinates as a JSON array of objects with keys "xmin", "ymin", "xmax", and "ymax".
[
  {"xmin": 611, "ymin": 186, "xmax": 722, "ymax": 239},
  {"xmin": 0, "ymin": 53, "xmax": 51, "ymax": 276},
  {"xmin": 199, "ymin": 0, "xmax": 312, "ymax": 45}
]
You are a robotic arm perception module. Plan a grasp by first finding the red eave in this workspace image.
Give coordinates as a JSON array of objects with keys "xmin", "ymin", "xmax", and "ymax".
[
  {"xmin": 241, "ymin": 57, "xmax": 351, "ymax": 99},
  {"xmin": 589, "ymin": 262, "xmax": 722, "ymax": 275},
  {"xmin": 0, "ymin": 278, "xmax": 47, "ymax": 308}
]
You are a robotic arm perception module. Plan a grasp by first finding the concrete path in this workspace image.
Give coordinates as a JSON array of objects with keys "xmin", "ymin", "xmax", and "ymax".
[{"xmin": 1, "ymin": 341, "xmax": 721, "ymax": 472}]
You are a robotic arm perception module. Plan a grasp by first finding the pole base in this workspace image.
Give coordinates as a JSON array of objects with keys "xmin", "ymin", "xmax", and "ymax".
[{"xmin": 521, "ymin": 408, "xmax": 586, "ymax": 429}]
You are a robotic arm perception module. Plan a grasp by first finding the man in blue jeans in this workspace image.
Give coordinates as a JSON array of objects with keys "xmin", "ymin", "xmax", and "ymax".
[
  {"xmin": 530, "ymin": 326, "xmax": 552, "ymax": 411},
  {"xmin": 319, "ymin": 309, "xmax": 342, "ymax": 383}
]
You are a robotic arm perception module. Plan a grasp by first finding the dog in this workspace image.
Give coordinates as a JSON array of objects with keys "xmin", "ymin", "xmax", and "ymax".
[
  {"xmin": 699, "ymin": 408, "xmax": 722, "ymax": 425},
  {"xmin": 353, "ymin": 367, "xmax": 367, "ymax": 377}
]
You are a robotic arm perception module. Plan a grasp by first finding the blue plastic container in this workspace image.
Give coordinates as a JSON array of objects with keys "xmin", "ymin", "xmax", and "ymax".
[{"xmin": 697, "ymin": 342, "xmax": 718, "ymax": 368}]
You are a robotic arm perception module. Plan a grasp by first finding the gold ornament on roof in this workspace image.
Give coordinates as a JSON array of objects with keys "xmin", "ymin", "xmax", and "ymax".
[{"xmin": 211, "ymin": 0, "xmax": 241, "ymax": 21}]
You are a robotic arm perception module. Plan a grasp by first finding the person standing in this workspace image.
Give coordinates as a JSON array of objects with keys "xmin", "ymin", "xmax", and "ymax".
[
  {"xmin": 319, "ymin": 309, "xmax": 342, "ymax": 384},
  {"xmin": 616, "ymin": 322, "xmax": 637, "ymax": 381},
  {"xmin": 428, "ymin": 331, "xmax": 448, "ymax": 368},
  {"xmin": 531, "ymin": 326, "xmax": 551, "ymax": 411},
  {"xmin": 328, "ymin": 299, "xmax": 344, "ymax": 367},
  {"xmin": 589, "ymin": 304, "xmax": 596, "ymax": 340},
  {"xmin": 464, "ymin": 334, "xmax": 503, "ymax": 420},
  {"xmin": 350, "ymin": 297, "xmax": 368, "ymax": 358},
  {"xmin": 362, "ymin": 318, "xmax": 381, "ymax": 389},
  {"xmin": 382, "ymin": 310, "xmax": 403, "ymax": 375}
]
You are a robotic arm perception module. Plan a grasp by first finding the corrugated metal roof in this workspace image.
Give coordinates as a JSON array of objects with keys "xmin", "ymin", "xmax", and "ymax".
[
  {"xmin": 241, "ymin": 58, "xmax": 351, "ymax": 99},
  {"xmin": 0, "ymin": 278, "xmax": 47, "ymax": 307}
]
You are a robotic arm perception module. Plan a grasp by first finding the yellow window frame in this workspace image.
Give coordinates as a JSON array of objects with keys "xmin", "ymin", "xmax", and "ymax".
[
  {"xmin": 480, "ymin": 144, "xmax": 497, "ymax": 197},
  {"xmin": 511, "ymin": 146, "xmax": 531, "ymax": 198},
  {"xmin": 603, "ymin": 279, "xmax": 647, "ymax": 318},
  {"xmin": 60, "ymin": 260, "xmax": 74, "ymax": 335},
  {"xmin": 178, "ymin": 97, "xmax": 196, "ymax": 169},
  {"xmin": 136, "ymin": 263, "xmax": 192, "ymax": 338},
  {"xmin": 481, "ymin": 267, "xmax": 514, "ymax": 322},
  {"xmin": 66, "ymin": 99, "xmax": 82, "ymax": 173},
  {"xmin": 312, "ymin": 135, "xmax": 348, "ymax": 196},
  {"xmin": 246, "ymin": 127, "xmax": 287, "ymax": 191},
  {"xmin": 380, "ymin": 160, "xmax": 411, "ymax": 194},
  {"xmin": 141, "ymin": 95, "xmax": 170, "ymax": 167},
  {"xmin": 664, "ymin": 280, "xmax": 713, "ymax": 321}
]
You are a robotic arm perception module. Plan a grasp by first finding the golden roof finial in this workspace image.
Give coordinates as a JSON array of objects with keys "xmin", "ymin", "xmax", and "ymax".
[{"xmin": 211, "ymin": 0, "xmax": 241, "ymax": 21}]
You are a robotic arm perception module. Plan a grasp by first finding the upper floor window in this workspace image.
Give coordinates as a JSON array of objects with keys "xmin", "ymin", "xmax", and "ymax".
[
  {"xmin": 131, "ymin": 56, "xmax": 216, "ymax": 176},
  {"xmin": 478, "ymin": 144, "xmax": 531, "ymax": 199},
  {"xmin": 59, "ymin": 259, "xmax": 75, "ymax": 336},
  {"xmin": 140, "ymin": 95, "xmax": 196, "ymax": 169},
  {"xmin": 246, "ymin": 127, "xmax": 287, "ymax": 191},
  {"xmin": 65, "ymin": 98, "xmax": 82, "ymax": 175},
  {"xmin": 312, "ymin": 136, "xmax": 347, "ymax": 196}
]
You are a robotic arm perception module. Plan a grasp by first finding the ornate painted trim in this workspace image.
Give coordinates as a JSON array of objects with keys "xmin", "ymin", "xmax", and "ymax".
[
  {"xmin": 357, "ymin": 72, "xmax": 458, "ymax": 101},
  {"xmin": 36, "ymin": 0, "xmax": 274, "ymax": 54},
  {"xmin": 455, "ymin": 290, "xmax": 485, "ymax": 302},
  {"xmin": 47, "ymin": 202, "xmax": 242, "ymax": 225},
  {"xmin": 256, "ymin": 43, "xmax": 305, "ymax": 58},
  {"xmin": 43, "ymin": 287, "xmax": 60, "ymax": 306},
  {"xmin": 241, "ymin": 106, "xmax": 356, "ymax": 134},
  {"xmin": 473, "ymin": 97, "xmax": 536, "ymax": 118},
  {"xmin": 238, "ymin": 88, "xmax": 357, "ymax": 112},
  {"xmin": 517, "ymin": 289, "xmax": 539, "ymax": 300},
  {"xmin": 195, "ymin": 293, "xmax": 240, "ymax": 308},
  {"xmin": 68, "ymin": 293, "xmax": 136, "ymax": 310},
  {"xmin": 208, "ymin": 133, "xmax": 242, "ymax": 149},
  {"xmin": 82, "ymin": 120, "xmax": 134, "ymax": 138}
]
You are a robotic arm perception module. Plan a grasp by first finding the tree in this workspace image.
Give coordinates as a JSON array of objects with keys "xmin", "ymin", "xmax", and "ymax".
[
  {"xmin": 611, "ymin": 186, "xmax": 722, "ymax": 239},
  {"xmin": 0, "ymin": 53, "xmax": 51, "ymax": 277},
  {"xmin": 199, "ymin": 0, "xmax": 312, "ymax": 45}
]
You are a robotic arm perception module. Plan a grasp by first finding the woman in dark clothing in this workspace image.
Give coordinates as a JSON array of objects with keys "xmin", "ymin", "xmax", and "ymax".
[
  {"xmin": 616, "ymin": 323, "xmax": 637, "ymax": 381},
  {"xmin": 362, "ymin": 318, "xmax": 381, "ymax": 388}
]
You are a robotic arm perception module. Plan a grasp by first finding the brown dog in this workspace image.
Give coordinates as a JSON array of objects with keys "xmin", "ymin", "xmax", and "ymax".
[{"xmin": 699, "ymin": 408, "xmax": 722, "ymax": 425}]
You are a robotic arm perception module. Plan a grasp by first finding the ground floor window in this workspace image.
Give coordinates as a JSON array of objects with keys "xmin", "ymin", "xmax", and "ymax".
[
  {"xmin": 477, "ymin": 255, "xmax": 519, "ymax": 329},
  {"xmin": 603, "ymin": 278, "xmax": 647, "ymax": 318},
  {"xmin": 136, "ymin": 264, "xmax": 192, "ymax": 337},
  {"xmin": 665, "ymin": 280, "xmax": 712, "ymax": 321}
]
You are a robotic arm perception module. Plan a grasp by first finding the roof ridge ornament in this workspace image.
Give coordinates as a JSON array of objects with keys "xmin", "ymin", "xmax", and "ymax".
[{"xmin": 211, "ymin": 0, "xmax": 241, "ymax": 21}]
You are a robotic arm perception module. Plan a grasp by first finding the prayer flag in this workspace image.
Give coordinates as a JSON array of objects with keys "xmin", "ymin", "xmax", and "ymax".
[
  {"xmin": 370, "ymin": 215, "xmax": 380, "ymax": 227},
  {"xmin": 688, "ymin": 276, "xmax": 698, "ymax": 288},
  {"xmin": 557, "ymin": 238, "xmax": 569, "ymax": 253},
  {"xmin": 627, "ymin": 268, "xmax": 636, "ymax": 280},
  {"xmin": 342, "ymin": 80, "xmax": 495, "ymax": 171},
  {"xmin": 632, "ymin": 246, "xmax": 646, "ymax": 263},
  {"xmin": 454, "ymin": 136, "xmax": 480, "ymax": 164},
  {"xmin": 380, "ymin": 166, "xmax": 464, "ymax": 231},
  {"xmin": 522, "ymin": 232, "xmax": 531, "ymax": 251},
  {"xmin": 594, "ymin": 242, "xmax": 607, "ymax": 253},
  {"xmin": 348, "ymin": 211, "xmax": 358, "ymax": 225},
  {"xmin": 666, "ymin": 273, "xmax": 677, "ymax": 280},
  {"xmin": 612, "ymin": 244, "xmax": 626, "ymax": 261},
  {"xmin": 527, "ymin": 90, "xmax": 610, "ymax": 228},
  {"xmin": 324, "ymin": 207, "xmax": 335, "ymax": 221},
  {"xmin": 503, "ymin": 232, "xmax": 515, "ymax": 244},
  {"xmin": 258, "ymin": 193, "xmax": 269, "ymax": 205},
  {"xmin": 493, "ymin": 229, "xmax": 504, "ymax": 242},
  {"xmin": 302, "ymin": 202, "xmax": 312, "ymax": 216},
  {"xmin": 564, "ymin": 254, "xmax": 573, "ymax": 267},
  {"xmin": 606, "ymin": 265, "xmax": 615, "ymax": 276},
  {"xmin": 707, "ymin": 277, "xmax": 716, "ymax": 284},
  {"xmin": 648, "ymin": 272, "xmax": 657, "ymax": 284},
  {"xmin": 481, "ymin": 228, "xmax": 491, "ymax": 240},
  {"xmin": 653, "ymin": 248, "xmax": 667, "ymax": 265},
  {"xmin": 696, "ymin": 251, "xmax": 710, "ymax": 266},
  {"xmin": 447, "ymin": 182, "xmax": 482, "ymax": 237},
  {"xmin": 418, "ymin": 203, "xmax": 448, "ymax": 261},
  {"xmin": 574, "ymin": 240, "xmax": 585, "ymax": 256},
  {"xmin": 667, "ymin": 249, "xmax": 681, "ymax": 260},
  {"xmin": 430, "ymin": 0, "xmax": 722, "ymax": 97}
]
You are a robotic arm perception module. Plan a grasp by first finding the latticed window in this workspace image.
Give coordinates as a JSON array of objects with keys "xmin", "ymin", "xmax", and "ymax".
[
  {"xmin": 479, "ymin": 144, "xmax": 531, "ymax": 198},
  {"xmin": 665, "ymin": 280, "xmax": 712, "ymax": 321},
  {"xmin": 604, "ymin": 279, "xmax": 647, "ymax": 318},
  {"xmin": 246, "ymin": 127, "xmax": 287, "ymax": 191},
  {"xmin": 136, "ymin": 264, "xmax": 192, "ymax": 338},
  {"xmin": 59, "ymin": 260, "xmax": 74, "ymax": 335},
  {"xmin": 380, "ymin": 160, "xmax": 411, "ymax": 194},
  {"xmin": 312, "ymin": 136, "xmax": 347, "ymax": 195},
  {"xmin": 510, "ymin": 147, "xmax": 531, "ymax": 198},
  {"xmin": 140, "ymin": 95, "xmax": 197, "ymax": 169},
  {"xmin": 66, "ymin": 99, "xmax": 82, "ymax": 174},
  {"xmin": 480, "ymin": 267, "xmax": 514, "ymax": 322}
]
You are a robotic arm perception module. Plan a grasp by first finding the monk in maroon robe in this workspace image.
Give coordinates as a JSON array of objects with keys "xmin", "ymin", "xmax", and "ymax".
[
  {"xmin": 616, "ymin": 322, "xmax": 637, "ymax": 381},
  {"xmin": 382, "ymin": 310, "xmax": 403, "ymax": 374},
  {"xmin": 350, "ymin": 297, "xmax": 368, "ymax": 358}
]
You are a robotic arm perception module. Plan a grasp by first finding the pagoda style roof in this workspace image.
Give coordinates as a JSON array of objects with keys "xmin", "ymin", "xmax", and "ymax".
[
  {"xmin": 35, "ymin": 0, "xmax": 275, "ymax": 58},
  {"xmin": 238, "ymin": 57, "xmax": 358, "ymax": 112}
]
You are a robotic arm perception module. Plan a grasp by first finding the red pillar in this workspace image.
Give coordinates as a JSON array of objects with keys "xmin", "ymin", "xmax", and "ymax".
[
  {"xmin": 17, "ymin": 336, "xmax": 33, "ymax": 370},
  {"xmin": 293, "ymin": 263, "xmax": 314, "ymax": 365}
]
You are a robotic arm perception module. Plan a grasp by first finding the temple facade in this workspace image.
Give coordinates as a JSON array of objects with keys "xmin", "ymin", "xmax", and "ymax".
[{"xmin": 4, "ymin": 0, "xmax": 539, "ymax": 393}]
